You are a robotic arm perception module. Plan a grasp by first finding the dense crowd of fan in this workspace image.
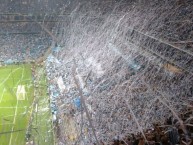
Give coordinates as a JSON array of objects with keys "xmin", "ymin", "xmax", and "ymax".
[
  {"xmin": 0, "ymin": 12, "xmax": 53, "ymax": 63},
  {"xmin": 44, "ymin": 0, "xmax": 193, "ymax": 144},
  {"xmin": 0, "ymin": 0, "xmax": 192, "ymax": 144},
  {"xmin": 0, "ymin": 34, "xmax": 51, "ymax": 63}
]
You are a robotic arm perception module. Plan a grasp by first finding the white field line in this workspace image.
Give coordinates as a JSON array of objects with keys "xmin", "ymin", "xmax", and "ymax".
[
  {"xmin": 0, "ymin": 88, "xmax": 5, "ymax": 103},
  {"xmin": 0, "ymin": 67, "xmax": 21, "ymax": 87},
  {"xmin": 0, "ymin": 67, "xmax": 22, "ymax": 103},
  {"xmin": 16, "ymin": 85, "xmax": 26, "ymax": 100},
  {"xmin": 0, "ymin": 107, "xmax": 25, "ymax": 109},
  {"xmin": 1, "ymin": 112, "xmax": 29, "ymax": 118},
  {"xmin": 9, "ymin": 66, "xmax": 24, "ymax": 145},
  {"xmin": 0, "ymin": 123, "xmax": 14, "ymax": 126}
]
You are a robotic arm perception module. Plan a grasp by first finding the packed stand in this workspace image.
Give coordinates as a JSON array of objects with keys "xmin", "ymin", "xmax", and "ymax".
[{"xmin": 45, "ymin": 0, "xmax": 193, "ymax": 144}]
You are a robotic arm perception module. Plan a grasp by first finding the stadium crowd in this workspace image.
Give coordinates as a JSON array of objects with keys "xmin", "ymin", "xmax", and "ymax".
[{"xmin": 0, "ymin": 35, "xmax": 51, "ymax": 63}]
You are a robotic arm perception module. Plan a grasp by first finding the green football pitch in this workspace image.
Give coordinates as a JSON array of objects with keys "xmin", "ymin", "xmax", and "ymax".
[{"xmin": 0, "ymin": 64, "xmax": 33, "ymax": 145}]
